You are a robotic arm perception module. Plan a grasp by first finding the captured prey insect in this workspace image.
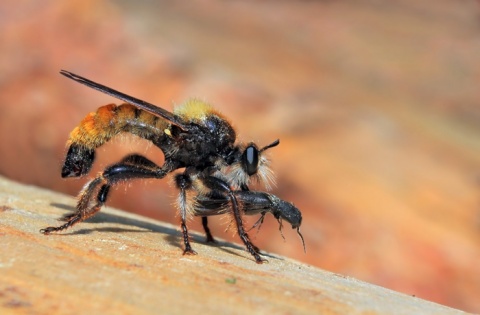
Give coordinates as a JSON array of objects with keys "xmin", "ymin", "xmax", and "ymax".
[
  {"xmin": 193, "ymin": 190, "xmax": 306, "ymax": 253},
  {"xmin": 40, "ymin": 70, "xmax": 304, "ymax": 263}
]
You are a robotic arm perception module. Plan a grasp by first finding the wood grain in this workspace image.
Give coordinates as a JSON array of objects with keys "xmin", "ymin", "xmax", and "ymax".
[{"xmin": 0, "ymin": 176, "xmax": 467, "ymax": 315}]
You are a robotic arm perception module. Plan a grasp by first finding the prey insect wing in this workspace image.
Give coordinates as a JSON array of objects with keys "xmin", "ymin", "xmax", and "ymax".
[
  {"xmin": 193, "ymin": 195, "xmax": 230, "ymax": 215},
  {"xmin": 59, "ymin": 70, "xmax": 187, "ymax": 130}
]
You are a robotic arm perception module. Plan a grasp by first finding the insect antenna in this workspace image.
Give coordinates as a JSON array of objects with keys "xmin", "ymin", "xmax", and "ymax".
[
  {"xmin": 296, "ymin": 227, "xmax": 306, "ymax": 253},
  {"xmin": 260, "ymin": 139, "xmax": 280, "ymax": 152}
]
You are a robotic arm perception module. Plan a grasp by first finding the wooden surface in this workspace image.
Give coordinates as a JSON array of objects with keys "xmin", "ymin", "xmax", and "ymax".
[
  {"xmin": 1, "ymin": 1, "xmax": 480, "ymax": 312},
  {"xmin": 0, "ymin": 176, "xmax": 467, "ymax": 315}
]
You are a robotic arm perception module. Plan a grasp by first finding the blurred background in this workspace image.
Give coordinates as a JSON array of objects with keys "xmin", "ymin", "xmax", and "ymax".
[{"xmin": 1, "ymin": 0, "xmax": 480, "ymax": 312}]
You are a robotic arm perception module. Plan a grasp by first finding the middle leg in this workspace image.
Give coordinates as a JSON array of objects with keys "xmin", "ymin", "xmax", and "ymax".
[{"xmin": 174, "ymin": 173, "xmax": 197, "ymax": 255}]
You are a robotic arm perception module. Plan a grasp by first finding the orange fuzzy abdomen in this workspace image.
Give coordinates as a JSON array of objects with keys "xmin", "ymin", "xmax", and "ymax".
[
  {"xmin": 61, "ymin": 103, "xmax": 168, "ymax": 178},
  {"xmin": 67, "ymin": 103, "xmax": 166, "ymax": 149}
]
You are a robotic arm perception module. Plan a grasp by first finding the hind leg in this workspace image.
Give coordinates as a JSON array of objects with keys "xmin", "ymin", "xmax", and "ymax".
[{"xmin": 41, "ymin": 154, "xmax": 173, "ymax": 234}]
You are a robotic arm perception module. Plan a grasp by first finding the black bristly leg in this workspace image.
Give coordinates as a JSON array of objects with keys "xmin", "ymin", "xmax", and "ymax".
[
  {"xmin": 41, "ymin": 154, "xmax": 172, "ymax": 234},
  {"xmin": 40, "ymin": 177, "xmax": 107, "ymax": 234},
  {"xmin": 201, "ymin": 217, "xmax": 215, "ymax": 243},
  {"xmin": 202, "ymin": 176, "xmax": 265, "ymax": 264},
  {"xmin": 174, "ymin": 174, "xmax": 197, "ymax": 255}
]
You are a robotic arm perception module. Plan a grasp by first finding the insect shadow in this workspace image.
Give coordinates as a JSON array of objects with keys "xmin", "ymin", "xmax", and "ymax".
[
  {"xmin": 49, "ymin": 202, "xmax": 281, "ymax": 261},
  {"xmin": 49, "ymin": 202, "xmax": 175, "ymax": 237},
  {"xmin": 164, "ymin": 230, "xmax": 280, "ymax": 261}
]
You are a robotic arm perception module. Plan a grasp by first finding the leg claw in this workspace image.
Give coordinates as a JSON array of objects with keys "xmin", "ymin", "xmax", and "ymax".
[{"xmin": 183, "ymin": 248, "xmax": 198, "ymax": 256}]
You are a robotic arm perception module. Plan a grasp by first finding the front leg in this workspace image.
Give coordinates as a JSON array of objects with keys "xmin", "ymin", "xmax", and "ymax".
[{"xmin": 201, "ymin": 176, "xmax": 266, "ymax": 264}]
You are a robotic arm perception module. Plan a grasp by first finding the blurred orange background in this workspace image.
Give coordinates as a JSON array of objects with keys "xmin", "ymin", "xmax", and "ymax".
[{"xmin": 1, "ymin": 1, "xmax": 480, "ymax": 312}]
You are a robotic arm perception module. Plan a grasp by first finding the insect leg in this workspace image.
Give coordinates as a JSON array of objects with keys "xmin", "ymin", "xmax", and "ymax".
[
  {"xmin": 174, "ymin": 174, "xmax": 197, "ymax": 255},
  {"xmin": 201, "ymin": 217, "xmax": 215, "ymax": 243},
  {"xmin": 201, "ymin": 176, "xmax": 266, "ymax": 264},
  {"xmin": 247, "ymin": 211, "xmax": 267, "ymax": 233},
  {"xmin": 41, "ymin": 154, "xmax": 172, "ymax": 234},
  {"xmin": 40, "ymin": 176, "xmax": 109, "ymax": 234}
]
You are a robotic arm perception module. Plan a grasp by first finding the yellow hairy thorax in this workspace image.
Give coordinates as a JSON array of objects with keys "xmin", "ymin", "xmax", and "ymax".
[{"xmin": 173, "ymin": 99, "xmax": 220, "ymax": 122}]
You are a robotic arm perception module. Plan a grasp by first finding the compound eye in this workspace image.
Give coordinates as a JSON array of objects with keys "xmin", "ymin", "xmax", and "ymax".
[{"xmin": 243, "ymin": 145, "xmax": 259, "ymax": 176}]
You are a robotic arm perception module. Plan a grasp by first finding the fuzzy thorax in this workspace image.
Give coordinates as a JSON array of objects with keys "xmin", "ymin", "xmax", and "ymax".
[{"xmin": 173, "ymin": 99, "xmax": 226, "ymax": 123}]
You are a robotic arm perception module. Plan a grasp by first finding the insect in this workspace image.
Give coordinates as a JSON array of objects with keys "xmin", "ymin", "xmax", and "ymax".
[
  {"xmin": 193, "ymin": 189, "xmax": 306, "ymax": 252},
  {"xmin": 41, "ymin": 70, "xmax": 304, "ymax": 263}
]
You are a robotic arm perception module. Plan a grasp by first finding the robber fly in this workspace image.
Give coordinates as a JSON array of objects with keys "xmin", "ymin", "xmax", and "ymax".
[{"xmin": 40, "ymin": 70, "xmax": 304, "ymax": 263}]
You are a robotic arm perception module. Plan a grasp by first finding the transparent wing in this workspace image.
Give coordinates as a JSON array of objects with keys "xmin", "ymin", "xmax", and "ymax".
[{"xmin": 60, "ymin": 70, "xmax": 188, "ymax": 130}]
